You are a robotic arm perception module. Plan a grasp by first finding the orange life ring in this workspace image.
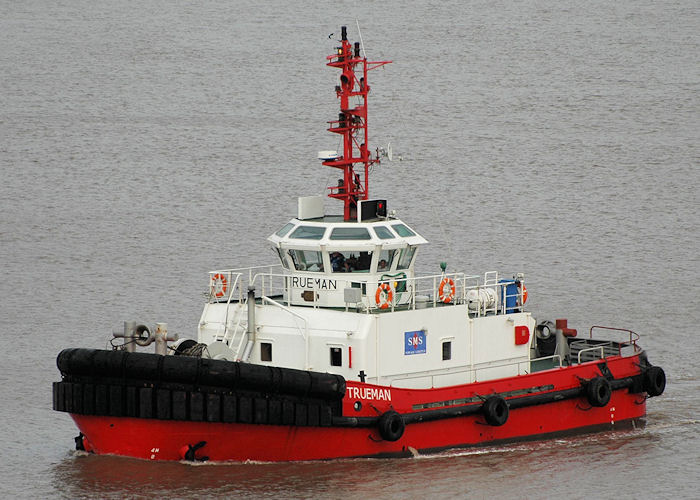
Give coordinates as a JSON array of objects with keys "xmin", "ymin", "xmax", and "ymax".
[
  {"xmin": 517, "ymin": 282, "xmax": 528, "ymax": 305},
  {"xmin": 375, "ymin": 283, "xmax": 393, "ymax": 309},
  {"xmin": 212, "ymin": 273, "xmax": 228, "ymax": 298},
  {"xmin": 438, "ymin": 277, "xmax": 456, "ymax": 303}
]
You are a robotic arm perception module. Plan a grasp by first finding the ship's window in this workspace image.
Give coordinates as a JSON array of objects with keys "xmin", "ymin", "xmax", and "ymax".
[
  {"xmin": 288, "ymin": 249, "xmax": 324, "ymax": 272},
  {"xmin": 274, "ymin": 247, "xmax": 288, "ymax": 269},
  {"xmin": 373, "ymin": 226, "xmax": 395, "ymax": 239},
  {"xmin": 330, "ymin": 250, "xmax": 372, "ymax": 273},
  {"xmin": 261, "ymin": 342, "xmax": 272, "ymax": 362},
  {"xmin": 397, "ymin": 246, "xmax": 416, "ymax": 270},
  {"xmin": 392, "ymin": 224, "xmax": 416, "ymax": 237},
  {"xmin": 330, "ymin": 347, "xmax": 342, "ymax": 366},
  {"xmin": 290, "ymin": 226, "xmax": 326, "ymax": 240},
  {"xmin": 275, "ymin": 222, "xmax": 295, "ymax": 237},
  {"xmin": 442, "ymin": 341, "xmax": 452, "ymax": 361},
  {"xmin": 330, "ymin": 227, "xmax": 371, "ymax": 240},
  {"xmin": 377, "ymin": 249, "xmax": 396, "ymax": 271}
]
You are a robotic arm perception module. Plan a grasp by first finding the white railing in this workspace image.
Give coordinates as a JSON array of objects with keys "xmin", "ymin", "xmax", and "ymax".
[
  {"xmin": 569, "ymin": 326, "xmax": 642, "ymax": 364},
  {"xmin": 576, "ymin": 345, "xmax": 606, "ymax": 364},
  {"xmin": 386, "ymin": 354, "xmax": 563, "ymax": 389},
  {"xmin": 207, "ymin": 264, "xmax": 284, "ymax": 304},
  {"xmin": 205, "ymin": 266, "xmax": 527, "ymax": 317}
]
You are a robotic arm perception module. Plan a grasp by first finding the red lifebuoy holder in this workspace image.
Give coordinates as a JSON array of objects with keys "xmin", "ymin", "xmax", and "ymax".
[
  {"xmin": 375, "ymin": 283, "xmax": 393, "ymax": 309},
  {"xmin": 514, "ymin": 325, "xmax": 530, "ymax": 345},
  {"xmin": 438, "ymin": 277, "xmax": 456, "ymax": 303},
  {"xmin": 211, "ymin": 273, "xmax": 228, "ymax": 298}
]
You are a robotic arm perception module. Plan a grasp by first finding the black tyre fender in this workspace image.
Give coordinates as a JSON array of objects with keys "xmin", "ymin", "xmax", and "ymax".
[
  {"xmin": 643, "ymin": 366, "xmax": 666, "ymax": 397},
  {"xmin": 586, "ymin": 377, "xmax": 612, "ymax": 407},
  {"xmin": 378, "ymin": 410, "xmax": 405, "ymax": 441},
  {"xmin": 482, "ymin": 395, "xmax": 509, "ymax": 426}
]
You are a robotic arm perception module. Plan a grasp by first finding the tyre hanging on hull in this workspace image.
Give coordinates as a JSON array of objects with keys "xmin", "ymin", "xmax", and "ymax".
[
  {"xmin": 482, "ymin": 395, "xmax": 509, "ymax": 426},
  {"xmin": 643, "ymin": 366, "xmax": 666, "ymax": 397},
  {"xmin": 378, "ymin": 410, "xmax": 405, "ymax": 441},
  {"xmin": 586, "ymin": 377, "xmax": 612, "ymax": 407}
]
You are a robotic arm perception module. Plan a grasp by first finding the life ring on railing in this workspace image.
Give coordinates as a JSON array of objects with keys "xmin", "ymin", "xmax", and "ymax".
[
  {"xmin": 517, "ymin": 282, "xmax": 528, "ymax": 305},
  {"xmin": 211, "ymin": 273, "xmax": 228, "ymax": 298},
  {"xmin": 375, "ymin": 283, "xmax": 393, "ymax": 309},
  {"xmin": 438, "ymin": 277, "xmax": 456, "ymax": 303}
]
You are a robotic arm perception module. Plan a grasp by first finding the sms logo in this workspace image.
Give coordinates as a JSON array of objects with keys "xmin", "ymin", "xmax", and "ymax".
[{"xmin": 404, "ymin": 330, "xmax": 426, "ymax": 355}]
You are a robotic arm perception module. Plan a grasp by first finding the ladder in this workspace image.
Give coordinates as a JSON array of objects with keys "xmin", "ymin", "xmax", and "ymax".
[{"xmin": 220, "ymin": 301, "xmax": 249, "ymax": 359}]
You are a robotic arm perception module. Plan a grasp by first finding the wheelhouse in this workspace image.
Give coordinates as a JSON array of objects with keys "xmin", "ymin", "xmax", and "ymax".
[{"xmin": 267, "ymin": 214, "xmax": 427, "ymax": 308}]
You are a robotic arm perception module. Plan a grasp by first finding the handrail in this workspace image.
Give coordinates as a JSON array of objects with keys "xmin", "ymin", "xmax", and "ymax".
[
  {"xmin": 202, "ymin": 272, "xmax": 242, "ymax": 341},
  {"xmin": 208, "ymin": 266, "xmax": 529, "ymax": 319},
  {"xmin": 577, "ymin": 345, "xmax": 606, "ymax": 364},
  {"xmin": 240, "ymin": 270, "xmax": 525, "ymax": 315},
  {"xmin": 589, "ymin": 325, "xmax": 639, "ymax": 347},
  {"xmin": 387, "ymin": 354, "xmax": 561, "ymax": 389},
  {"xmin": 232, "ymin": 309, "xmax": 249, "ymax": 359},
  {"xmin": 221, "ymin": 274, "xmax": 242, "ymax": 340},
  {"xmin": 210, "ymin": 264, "xmax": 284, "ymax": 276},
  {"xmin": 535, "ymin": 354, "xmax": 563, "ymax": 368},
  {"xmin": 261, "ymin": 295, "xmax": 310, "ymax": 369},
  {"xmin": 207, "ymin": 265, "xmax": 283, "ymax": 303}
]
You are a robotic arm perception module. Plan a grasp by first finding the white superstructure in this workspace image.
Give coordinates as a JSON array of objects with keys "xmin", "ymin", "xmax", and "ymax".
[{"xmin": 197, "ymin": 203, "xmax": 535, "ymax": 390}]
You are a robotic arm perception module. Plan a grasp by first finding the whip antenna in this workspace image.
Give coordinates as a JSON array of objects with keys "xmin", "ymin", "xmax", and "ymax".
[{"xmin": 356, "ymin": 19, "xmax": 368, "ymax": 59}]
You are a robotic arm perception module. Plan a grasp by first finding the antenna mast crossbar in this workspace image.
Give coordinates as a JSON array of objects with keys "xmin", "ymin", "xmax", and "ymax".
[{"xmin": 323, "ymin": 26, "xmax": 391, "ymax": 221}]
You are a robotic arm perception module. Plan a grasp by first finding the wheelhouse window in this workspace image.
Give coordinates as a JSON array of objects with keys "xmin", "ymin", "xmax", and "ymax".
[
  {"xmin": 330, "ymin": 347, "xmax": 342, "ymax": 367},
  {"xmin": 397, "ymin": 246, "xmax": 416, "ymax": 270},
  {"xmin": 329, "ymin": 250, "xmax": 372, "ymax": 273},
  {"xmin": 373, "ymin": 226, "xmax": 395, "ymax": 239},
  {"xmin": 289, "ymin": 226, "xmax": 326, "ymax": 240},
  {"xmin": 330, "ymin": 227, "xmax": 371, "ymax": 240},
  {"xmin": 274, "ymin": 247, "xmax": 288, "ymax": 269},
  {"xmin": 261, "ymin": 342, "xmax": 272, "ymax": 362},
  {"xmin": 392, "ymin": 224, "xmax": 416, "ymax": 237},
  {"xmin": 275, "ymin": 222, "xmax": 295, "ymax": 237},
  {"xmin": 288, "ymin": 249, "xmax": 324, "ymax": 272},
  {"xmin": 377, "ymin": 249, "xmax": 396, "ymax": 271}
]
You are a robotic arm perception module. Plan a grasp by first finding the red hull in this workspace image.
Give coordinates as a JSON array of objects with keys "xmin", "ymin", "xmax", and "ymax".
[{"xmin": 67, "ymin": 355, "xmax": 648, "ymax": 462}]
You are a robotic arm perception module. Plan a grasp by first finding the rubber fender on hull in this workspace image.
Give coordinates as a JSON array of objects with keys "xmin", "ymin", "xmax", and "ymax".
[
  {"xmin": 643, "ymin": 366, "xmax": 666, "ymax": 397},
  {"xmin": 56, "ymin": 348, "xmax": 346, "ymax": 400},
  {"xmin": 482, "ymin": 395, "xmax": 509, "ymax": 426},
  {"xmin": 378, "ymin": 410, "xmax": 405, "ymax": 441},
  {"xmin": 53, "ymin": 380, "xmax": 336, "ymax": 427},
  {"xmin": 586, "ymin": 377, "xmax": 612, "ymax": 407}
]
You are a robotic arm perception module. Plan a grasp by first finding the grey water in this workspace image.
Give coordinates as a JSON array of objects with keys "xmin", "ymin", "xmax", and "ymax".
[{"xmin": 1, "ymin": 0, "xmax": 698, "ymax": 498}]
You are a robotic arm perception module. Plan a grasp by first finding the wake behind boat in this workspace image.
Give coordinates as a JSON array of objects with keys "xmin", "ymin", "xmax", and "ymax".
[{"xmin": 53, "ymin": 26, "xmax": 665, "ymax": 462}]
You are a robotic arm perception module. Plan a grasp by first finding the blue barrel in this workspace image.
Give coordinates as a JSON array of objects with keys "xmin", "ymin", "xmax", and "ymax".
[{"xmin": 499, "ymin": 279, "xmax": 519, "ymax": 313}]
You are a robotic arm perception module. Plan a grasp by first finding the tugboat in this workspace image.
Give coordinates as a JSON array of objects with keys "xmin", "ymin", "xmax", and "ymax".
[{"xmin": 53, "ymin": 26, "xmax": 666, "ymax": 462}]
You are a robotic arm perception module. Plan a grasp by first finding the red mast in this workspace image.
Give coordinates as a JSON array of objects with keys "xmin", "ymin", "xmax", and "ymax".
[{"xmin": 324, "ymin": 26, "xmax": 391, "ymax": 221}]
